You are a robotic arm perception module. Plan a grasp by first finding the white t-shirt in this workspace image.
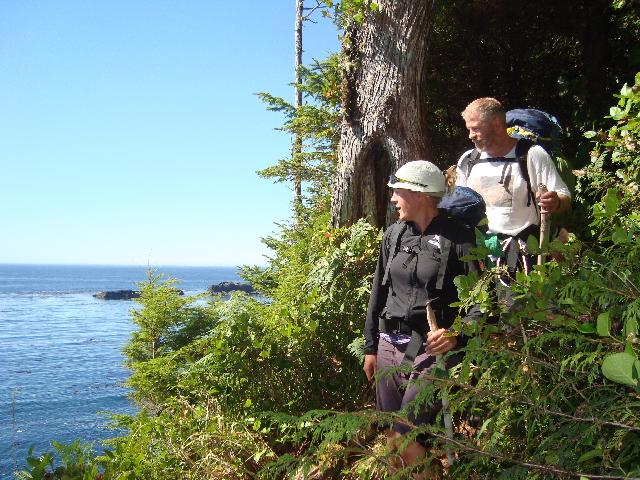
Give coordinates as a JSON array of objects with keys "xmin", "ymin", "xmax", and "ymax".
[{"xmin": 455, "ymin": 144, "xmax": 570, "ymax": 236}]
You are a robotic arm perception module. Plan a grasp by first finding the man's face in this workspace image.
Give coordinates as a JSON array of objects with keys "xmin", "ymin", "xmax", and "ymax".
[{"xmin": 464, "ymin": 110, "xmax": 498, "ymax": 152}]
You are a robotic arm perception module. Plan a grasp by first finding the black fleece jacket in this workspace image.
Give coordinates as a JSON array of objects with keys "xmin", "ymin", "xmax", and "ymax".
[{"xmin": 363, "ymin": 215, "xmax": 481, "ymax": 355}]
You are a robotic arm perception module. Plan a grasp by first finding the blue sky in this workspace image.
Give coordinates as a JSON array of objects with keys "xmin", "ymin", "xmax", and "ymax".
[{"xmin": 0, "ymin": 1, "xmax": 338, "ymax": 267}]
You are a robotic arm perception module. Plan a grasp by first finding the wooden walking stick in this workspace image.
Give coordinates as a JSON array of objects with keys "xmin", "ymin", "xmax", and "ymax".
[
  {"xmin": 538, "ymin": 184, "xmax": 550, "ymax": 265},
  {"xmin": 426, "ymin": 302, "xmax": 455, "ymax": 467}
]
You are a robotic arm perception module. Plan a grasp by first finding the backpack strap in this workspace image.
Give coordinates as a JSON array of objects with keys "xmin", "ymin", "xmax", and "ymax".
[
  {"xmin": 435, "ymin": 236, "xmax": 452, "ymax": 290},
  {"xmin": 381, "ymin": 221, "xmax": 407, "ymax": 287},
  {"xmin": 465, "ymin": 149, "xmax": 481, "ymax": 179},
  {"xmin": 401, "ymin": 235, "xmax": 452, "ymax": 367},
  {"xmin": 467, "ymin": 142, "xmax": 536, "ymax": 208},
  {"xmin": 515, "ymin": 139, "xmax": 536, "ymax": 207},
  {"xmin": 402, "ymin": 329, "xmax": 426, "ymax": 368}
]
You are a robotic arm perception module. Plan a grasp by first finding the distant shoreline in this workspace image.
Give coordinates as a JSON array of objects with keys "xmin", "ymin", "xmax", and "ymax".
[{"xmin": 0, "ymin": 262, "xmax": 248, "ymax": 268}]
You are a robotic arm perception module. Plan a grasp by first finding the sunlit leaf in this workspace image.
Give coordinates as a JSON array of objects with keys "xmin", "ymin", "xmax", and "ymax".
[
  {"xmin": 596, "ymin": 312, "xmax": 610, "ymax": 337},
  {"xmin": 601, "ymin": 352, "xmax": 640, "ymax": 387}
]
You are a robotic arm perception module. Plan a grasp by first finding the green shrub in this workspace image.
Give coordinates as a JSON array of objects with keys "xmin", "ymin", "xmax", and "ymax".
[
  {"xmin": 16, "ymin": 440, "xmax": 100, "ymax": 480},
  {"xmin": 99, "ymin": 398, "xmax": 274, "ymax": 480}
]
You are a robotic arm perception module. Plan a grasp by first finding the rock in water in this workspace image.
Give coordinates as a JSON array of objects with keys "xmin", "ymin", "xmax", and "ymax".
[
  {"xmin": 208, "ymin": 281, "xmax": 255, "ymax": 295},
  {"xmin": 93, "ymin": 289, "xmax": 184, "ymax": 300},
  {"xmin": 93, "ymin": 290, "xmax": 140, "ymax": 300}
]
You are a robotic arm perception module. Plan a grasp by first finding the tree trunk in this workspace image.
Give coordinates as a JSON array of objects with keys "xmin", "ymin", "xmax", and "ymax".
[
  {"xmin": 331, "ymin": 0, "xmax": 436, "ymax": 228},
  {"xmin": 293, "ymin": 0, "xmax": 304, "ymax": 208}
]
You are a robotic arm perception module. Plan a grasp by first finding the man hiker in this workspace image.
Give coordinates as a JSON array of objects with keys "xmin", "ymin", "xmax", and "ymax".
[{"xmin": 455, "ymin": 97, "xmax": 571, "ymax": 308}]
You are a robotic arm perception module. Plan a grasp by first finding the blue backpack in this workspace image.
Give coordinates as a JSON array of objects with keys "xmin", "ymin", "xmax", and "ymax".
[
  {"xmin": 438, "ymin": 185, "xmax": 486, "ymax": 229},
  {"xmin": 506, "ymin": 108, "xmax": 562, "ymax": 156}
]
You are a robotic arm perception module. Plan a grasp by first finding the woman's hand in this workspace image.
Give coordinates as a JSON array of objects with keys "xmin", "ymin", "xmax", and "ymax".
[
  {"xmin": 363, "ymin": 354, "xmax": 377, "ymax": 382},
  {"xmin": 427, "ymin": 328, "xmax": 457, "ymax": 355}
]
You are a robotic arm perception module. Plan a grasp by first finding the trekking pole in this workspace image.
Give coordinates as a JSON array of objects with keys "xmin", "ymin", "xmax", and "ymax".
[
  {"xmin": 537, "ymin": 184, "xmax": 550, "ymax": 265},
  {"xmin": 426, "ymin": 303, "xmax": 455, "ymax": 467}
]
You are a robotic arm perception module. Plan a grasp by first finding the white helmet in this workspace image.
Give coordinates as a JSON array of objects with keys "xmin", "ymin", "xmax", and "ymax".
[{"xmin": 387, "ymin": 160, "xmax": 446, "ymax": 197}]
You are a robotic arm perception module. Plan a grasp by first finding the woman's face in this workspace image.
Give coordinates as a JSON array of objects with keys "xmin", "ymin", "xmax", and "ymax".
[{"xmin": 390, "ymin": 188, "xmax": 425, "ymax": 222}]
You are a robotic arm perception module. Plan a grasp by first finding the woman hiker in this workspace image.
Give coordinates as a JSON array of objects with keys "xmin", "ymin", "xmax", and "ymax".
[{"xmin": 363, "ymin": 160, "xmax": 481, "ymax": 479}]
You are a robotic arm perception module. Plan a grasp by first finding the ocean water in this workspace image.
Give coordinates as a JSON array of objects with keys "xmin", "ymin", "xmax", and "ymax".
[{"xmin": 0, "ymin": 264, "xmax": 240, "ymax": 478}]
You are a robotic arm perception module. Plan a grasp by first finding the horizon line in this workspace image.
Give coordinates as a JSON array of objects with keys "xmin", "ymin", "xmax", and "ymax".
[{"xmin": 0, "ymin": 262, "xmax": 268, "ymax": 269}]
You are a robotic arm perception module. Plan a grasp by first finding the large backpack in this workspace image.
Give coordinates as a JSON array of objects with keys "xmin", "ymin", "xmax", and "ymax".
[
  {"xmin": 508, "ymin": 108, "xmax": 576, "ymax": 194},
  {"xmin": 506, "ymin": 108, "xmax": 562, "ymax": 156}
]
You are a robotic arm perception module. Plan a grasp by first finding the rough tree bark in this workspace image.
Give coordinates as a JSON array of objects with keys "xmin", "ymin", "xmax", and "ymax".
[{"xmin": 331, "ymin": 0, "xmax": 436, "ymax": 228}]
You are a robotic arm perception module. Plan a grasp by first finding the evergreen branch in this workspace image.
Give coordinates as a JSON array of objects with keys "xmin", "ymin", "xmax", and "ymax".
[
  {"xmin": 350, "ymin": 436, "xmax": 397, "ymax": 472},
  {"xmin": 591, "ymin": 259, "xmax": 640, "ymax": 296},
  {"xmin": 416, "ymin": 374, "xmax": 640, "ymax": 432},
  {"xmin": 427, "ymin": 431, "xmax": 640, "ymax": 480},
  {"xmin": 534, "ymin": 405, "xmax": 640, "ymax": 433}
]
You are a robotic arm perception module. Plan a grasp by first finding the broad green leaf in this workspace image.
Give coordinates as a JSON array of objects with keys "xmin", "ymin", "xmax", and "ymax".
[
  {"xmin": 453, "ymin": 273, "xmax": 471, "ymax": 289},
  {"xmin": 603, "ymin": 189, "xmax": 619, "ymax": 215},
  {"xmin": 578, "ymin": 323, "xmax": 596, "ymax": 334},
  {"xmin": 625, "ymin": 317, "xmax": 639, "ymax": 337},
  {"xmin": 592, "ymin": 202, "xmax": 605, "ymax": 220},
  {"xmin": 596, "ymin": 312, "xmax": 610, "ymax": 337},
  {"xmin": 578, "ymin": 448, "xmax": 603, "ymax": 463},
  {"xmin": 626, "ymin": 341, "xmax": 635, "ymax": 355},
  {"xmin": 612, "ymin": 226, "xmax": 628, "ymax": 244},
  {"xmin": 583, "ymin": 130, "xmax": 597, "ymax": 139},
  {"xmin": 610, "ymin": 106, "xmax": 624, "ymax": 120},
  {"xmin": 601, "ymin": 352, "xmax": 640, "ymax": 387}
]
